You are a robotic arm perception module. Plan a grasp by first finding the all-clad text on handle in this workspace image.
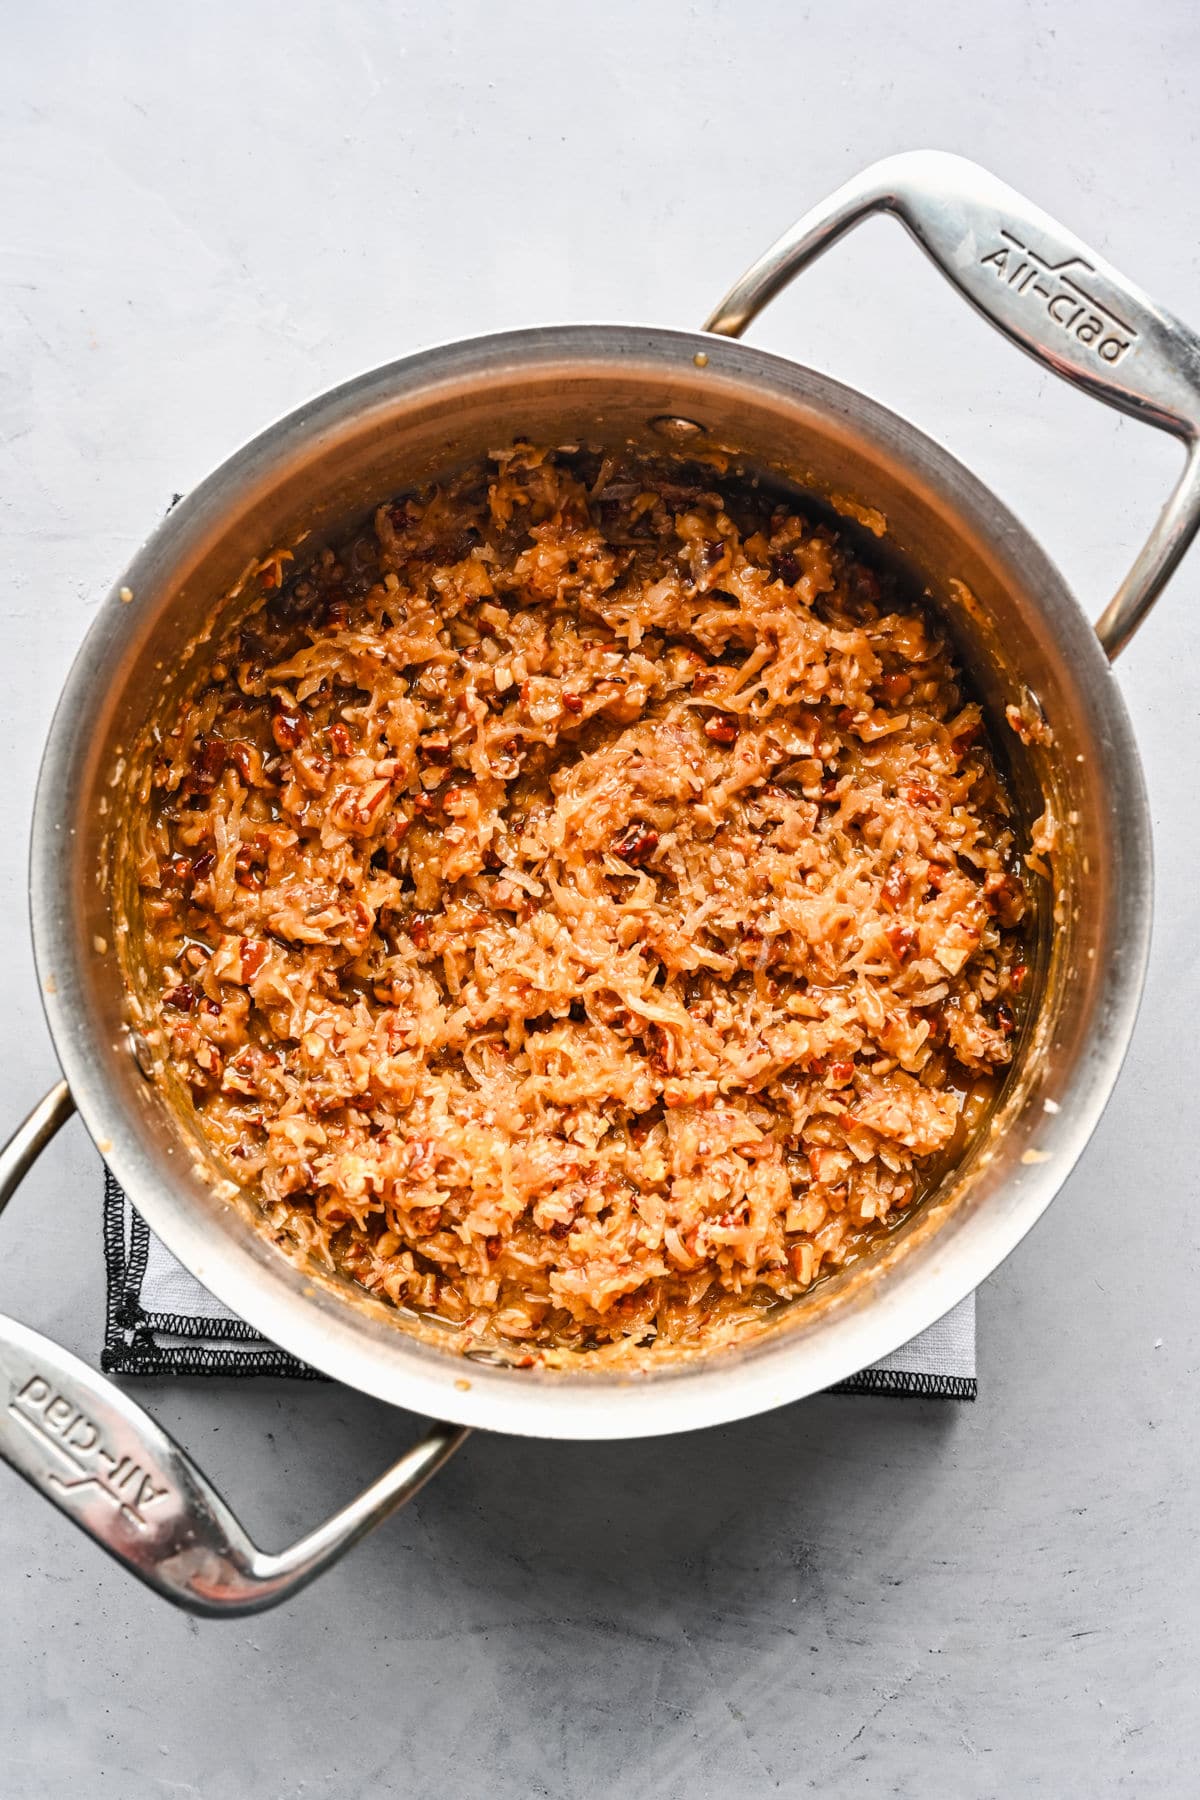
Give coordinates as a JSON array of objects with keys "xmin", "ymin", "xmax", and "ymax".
[
  {"xmin": 705, "ymin": 149, "xmax": 1200, "ymax": 657},
  {"xmin": 0, "ymin": 1084, "xmax": 466, "ymax": 1615}
]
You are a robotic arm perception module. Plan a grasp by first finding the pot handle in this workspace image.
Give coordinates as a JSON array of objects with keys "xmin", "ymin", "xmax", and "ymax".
[
  {"xmin": 704, "ymin": 149, "xmax": 1200, "ymax": 659},
  {"xmin": 0, "ymin": 1084, "xmax": 467, "ymax": 1616}
]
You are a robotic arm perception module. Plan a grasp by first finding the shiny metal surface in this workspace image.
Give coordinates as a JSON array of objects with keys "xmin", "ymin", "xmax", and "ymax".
[
  {"xmin": 0, "ymin": 1081, "xmax": 76, "ymax": 1211},
  {"xmin": 0, "ymin": 1090, "xmax": 466, "ymax": 1614},
  {"xmin": 705, "ymin": 150, "xmax": 1200, "ymax": 658},
  {"xmin": 27, "ymin": 322, "xmax": 1152, "ymax": 1441},
  {"xmin": 11, "ymin": 152, "xmax": 1182, "ymax": 1476}
]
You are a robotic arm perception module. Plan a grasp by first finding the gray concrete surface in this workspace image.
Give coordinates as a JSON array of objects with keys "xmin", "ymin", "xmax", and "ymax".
[{"xmin": 2, "ymin": 3, "xmax": 1199, "ymax": 1794}]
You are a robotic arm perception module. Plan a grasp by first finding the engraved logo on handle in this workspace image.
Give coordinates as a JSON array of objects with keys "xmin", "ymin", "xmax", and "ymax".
[
  {"xmin": 980, "ymin": 229, "xmax": 1138, "ymax": 365},
  {"xmin": 8, "ymin": 1374, "xmax": 171, "ymax": 1526}
]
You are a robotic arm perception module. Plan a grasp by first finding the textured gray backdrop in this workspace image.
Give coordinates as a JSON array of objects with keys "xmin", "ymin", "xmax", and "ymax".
[{"xmin": 1, "ymin": 3, "xmax": 1198, "ymax": 1795}]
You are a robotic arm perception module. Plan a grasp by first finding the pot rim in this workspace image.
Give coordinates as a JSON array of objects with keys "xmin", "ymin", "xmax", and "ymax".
[{"xmin": 29, "ymin": 323, "xmax": 1152, "ymax": 1438}]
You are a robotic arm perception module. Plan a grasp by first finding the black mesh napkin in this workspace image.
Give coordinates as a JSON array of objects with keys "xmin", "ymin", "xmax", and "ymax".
[{"xmin": 101, "ymin": 1173, "xmax": 977, "ymax": 1399}]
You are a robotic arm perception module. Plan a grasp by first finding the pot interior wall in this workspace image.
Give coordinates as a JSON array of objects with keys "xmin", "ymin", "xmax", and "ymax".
[{"xmin": 31, "ymin": 328, "xmax": 1148, "ymax": 1432}]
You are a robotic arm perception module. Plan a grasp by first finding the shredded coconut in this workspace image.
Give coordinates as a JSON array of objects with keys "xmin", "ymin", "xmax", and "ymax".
[{"xmin": 133, "ymin": 446, "xmax": 1031, "ymax": 1365}]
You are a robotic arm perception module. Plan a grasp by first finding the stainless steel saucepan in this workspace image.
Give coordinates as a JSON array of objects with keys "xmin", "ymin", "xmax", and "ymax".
[{"xmin": 4, "ymin": 152, "xmax": 1198, "ymax": 1615}]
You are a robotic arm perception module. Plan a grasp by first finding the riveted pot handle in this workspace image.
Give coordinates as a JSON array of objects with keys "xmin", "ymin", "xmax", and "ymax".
[
  {"xmin": 704, "ymin": 148, "xmax": 1200, "ymax": 658},
  {"xmin": 0, "ymin": 1084, "xmax": 467, "ymax": 1616}
]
